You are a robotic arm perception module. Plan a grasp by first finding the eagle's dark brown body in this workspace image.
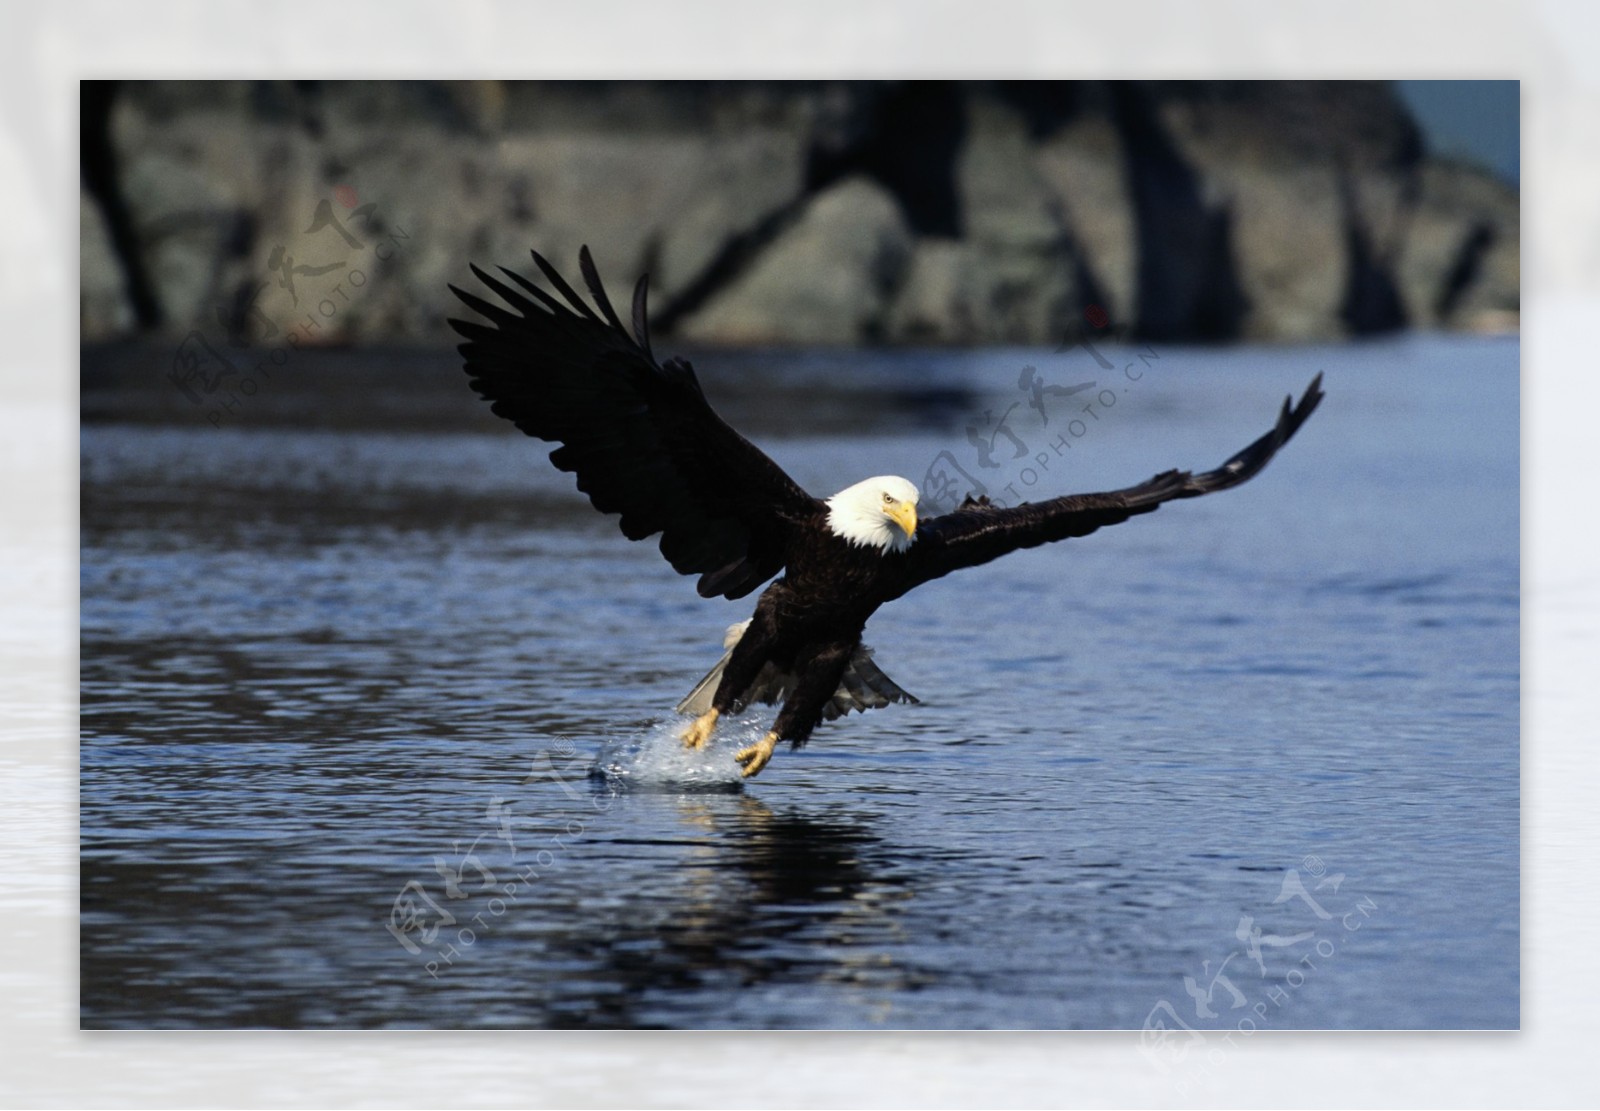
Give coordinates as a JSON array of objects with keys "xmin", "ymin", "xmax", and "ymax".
[{"xmin": 717, "ymin": 517, "xmax": 899, "ymax": 746}]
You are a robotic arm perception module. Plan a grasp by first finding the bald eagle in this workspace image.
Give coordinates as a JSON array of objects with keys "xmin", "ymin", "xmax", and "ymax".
[{"xmin": 450, "ymin": 249, "xmax": 1323, "ymax": 778}]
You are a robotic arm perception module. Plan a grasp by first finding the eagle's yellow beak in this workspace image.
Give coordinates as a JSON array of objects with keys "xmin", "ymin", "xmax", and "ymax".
[{"xmin": 886, "ymin": 500, "xmax": 918, "ymax": 539}]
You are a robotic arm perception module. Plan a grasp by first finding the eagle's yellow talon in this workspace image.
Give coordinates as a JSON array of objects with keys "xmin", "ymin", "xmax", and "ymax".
[
  {"xmin": 735, "ymin": 732, "xmax": 779, "ymax": 778},
  {"xmin": 682, "ymin": 707, "xmax": 719, "ymax": 749}
]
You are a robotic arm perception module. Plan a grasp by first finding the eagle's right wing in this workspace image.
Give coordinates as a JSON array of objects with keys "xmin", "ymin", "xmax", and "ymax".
[
  {"xmin": 450, "ymin": 248, "xmax": 821, "ymax": 600},
  {"xmin": 899, "ymin": 375, "xmax": 1324, "ymax": 590}
]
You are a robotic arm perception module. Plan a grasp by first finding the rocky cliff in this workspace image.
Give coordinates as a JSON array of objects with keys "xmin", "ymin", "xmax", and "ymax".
[{"xmin": 80, "ymin": 80, "xmax": 1519, "ymax": 347}]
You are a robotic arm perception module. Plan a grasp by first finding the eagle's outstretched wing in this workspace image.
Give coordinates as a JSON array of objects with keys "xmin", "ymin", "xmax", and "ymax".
[
  {"xmin": 899, "ymin": 374, "xmax": 1324, "ymax": 590},
  {"xmin": 449, "ymin": 248, "xmax": 821, "ymax": 599}
]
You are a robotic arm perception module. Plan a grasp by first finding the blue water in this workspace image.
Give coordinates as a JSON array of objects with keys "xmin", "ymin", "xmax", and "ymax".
[{"xmin": 80, "ymin": 333, "xmax": 1518, "ymax": 1029}]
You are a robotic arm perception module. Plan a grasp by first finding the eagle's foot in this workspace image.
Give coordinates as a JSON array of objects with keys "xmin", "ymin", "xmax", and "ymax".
[
  {"xmin": 735, "ymin": 732, "xmax": 779, "ymax": 779},
  {"xmin": 681, "ymin": 707, "xmax": 719, "ymax": 749}
]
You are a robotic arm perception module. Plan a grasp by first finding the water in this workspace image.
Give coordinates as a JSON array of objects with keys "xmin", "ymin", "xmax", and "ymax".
[{"xmin": 80, "ymin": 333, "xmax": 1518, "ymax": 1029}]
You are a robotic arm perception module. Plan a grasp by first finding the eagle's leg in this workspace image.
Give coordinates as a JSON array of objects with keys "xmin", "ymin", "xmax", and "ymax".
[
  {"xmin": 681, "ymin": 707, "xmax": 719, "ymax": 749},
  {"xmin": 689, "ymin": 611, "xmax": 775, "ymax": 752},
  {"xmin": 735, "ymin": 732, "xmax": 779, "ymax": 777},
  {"xmin": 738, "ymin": 640, "xmax": 855, "ymax": 780}
]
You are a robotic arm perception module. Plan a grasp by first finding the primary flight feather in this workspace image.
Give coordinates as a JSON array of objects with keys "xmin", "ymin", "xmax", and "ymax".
[{"xmin": 450, "ymin": 247, "xmax": 1324, "ymax": 778}]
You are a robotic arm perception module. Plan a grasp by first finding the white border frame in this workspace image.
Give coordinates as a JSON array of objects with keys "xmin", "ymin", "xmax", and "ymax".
[{"xmin": 7, "ymin": 2, "xmax": 1585, "ymax": 1106}]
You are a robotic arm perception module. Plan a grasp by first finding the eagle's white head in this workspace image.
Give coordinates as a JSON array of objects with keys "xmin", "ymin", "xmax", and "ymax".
[{"xmin": 825, "ymin": 475, "xmax": 920, "ymax": 553}]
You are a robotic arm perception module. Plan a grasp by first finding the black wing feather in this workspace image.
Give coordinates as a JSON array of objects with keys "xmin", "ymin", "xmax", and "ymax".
[
  {"xmin": 451, "ymin": 248, "xmax": 821, "ymax": 599},
  {"xmin": 901, "ymin": 375, "xmax": 1324, "ymax": 589},
  {"xmin": 497, "ymin": 264, "xmax": 569, "ymax": 317},
  {"xmin": 578, "ymin": 245, "xmax": 629, "ymax": 335},
  {"xmin": 630, "ymin": 273, "xmax": 653, "ymax": 360},
  {"xmin": 530, "ymin": 249, "xmax": 601, "ymax": 322}
]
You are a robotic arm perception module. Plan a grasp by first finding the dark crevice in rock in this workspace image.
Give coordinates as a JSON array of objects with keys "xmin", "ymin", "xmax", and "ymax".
[
  {"xmin": 242, "ymin": 80, "xmax": 326, "ymax": 138},
  {"xmin": 805, "ymin": 81, "xmax": 966, "ymax": 237},
  {"xmin": 990, "ymin": 81, "xmax": 1090, "ymax": 141},
  {"xmin": 289, "ymin": 80, "xmax": 327, "ymax": 139},
  {"xmin": 1192, "ymin": 202, "xmax": 1249, "ymax": 342},
  {"xmin": 1045, "ymin": 188, "xmax": 1112, "ymax": 343},
  {"xmin": 1109, "ymin": 82, "xmax": 1246, "ymax": 342},
  {"xmin": 649, "ymin": 201, "xmax": 812, "ymax": 336},
  {"xmin": 81, "ymin": 80, "xmax": 164, "ymax": 329},
  {"xmin": 1068, "ymin": 249, "xmax": 1111, "ymax": 337},
  {"xmin": 863, "ymin": 231, "xmax": 921, "ymax": 346},
  {"xmin": 656, "ymin": 82, "xmax": 961, "ymax": 335},
  {"xmin": 1436, "ymin": 222, "xmax": 1496, "ymax": 322},
  {"xmin": 214, "ymin": 210, "xmax": 264, "ymax": 344},
  {"xmin": 1337, "ymin": 167, "xmax": 1407, "ymax": 335}
]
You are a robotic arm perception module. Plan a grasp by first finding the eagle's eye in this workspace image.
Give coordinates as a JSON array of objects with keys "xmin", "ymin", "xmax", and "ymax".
[{"xmin": 882, "ymin": 492, "xmax": 894, "ymax": 504}]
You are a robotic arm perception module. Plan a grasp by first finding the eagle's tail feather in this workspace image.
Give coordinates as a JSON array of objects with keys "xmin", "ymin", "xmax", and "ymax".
[
  {"xmin": 674, "ymin": 622, "xmax": 918, "ymax": 721},
  {"xmin": 674, "ymin": 621, "xmax": 753, "ymax": 718},
  {"xmin": 673, "ymin": 647, "xmax": 732, "ymax": 719}
]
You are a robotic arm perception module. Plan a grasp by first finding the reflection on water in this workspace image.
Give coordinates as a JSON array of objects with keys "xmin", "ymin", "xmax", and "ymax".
[
  {"xmin": 81, "ymin": 335, "xmax": 1519, "ymax": 1028},
  {"xmin": 520, "ymin": 788, "xmax": 924, "ymax": 1029}
]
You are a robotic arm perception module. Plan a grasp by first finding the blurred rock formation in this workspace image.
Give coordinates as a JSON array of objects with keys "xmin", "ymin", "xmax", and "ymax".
[{"xmin": 80, "ymin": 80, "xmax": 1519, "ymax": 346}]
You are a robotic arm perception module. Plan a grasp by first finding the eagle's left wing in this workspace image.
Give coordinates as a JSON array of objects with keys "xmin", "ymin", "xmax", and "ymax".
[
  {"xmin": 449, "ymin": 247, "xmax": 822, "ymax": 600},
  {"xmin": 898, "ymin": 375, "xmax": 1323, "ymax": 591}
]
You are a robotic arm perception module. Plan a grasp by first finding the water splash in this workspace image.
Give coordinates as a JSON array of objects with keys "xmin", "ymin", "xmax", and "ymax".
[{"xmin": 590, "ymin": 714, "xmax": 769, "ymax": 791}]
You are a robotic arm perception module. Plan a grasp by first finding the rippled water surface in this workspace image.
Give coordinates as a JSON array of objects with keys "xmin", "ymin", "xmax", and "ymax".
[{"xmin": 80, "ymin": 335, "xmax": 1518, "ymax": 1028}]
